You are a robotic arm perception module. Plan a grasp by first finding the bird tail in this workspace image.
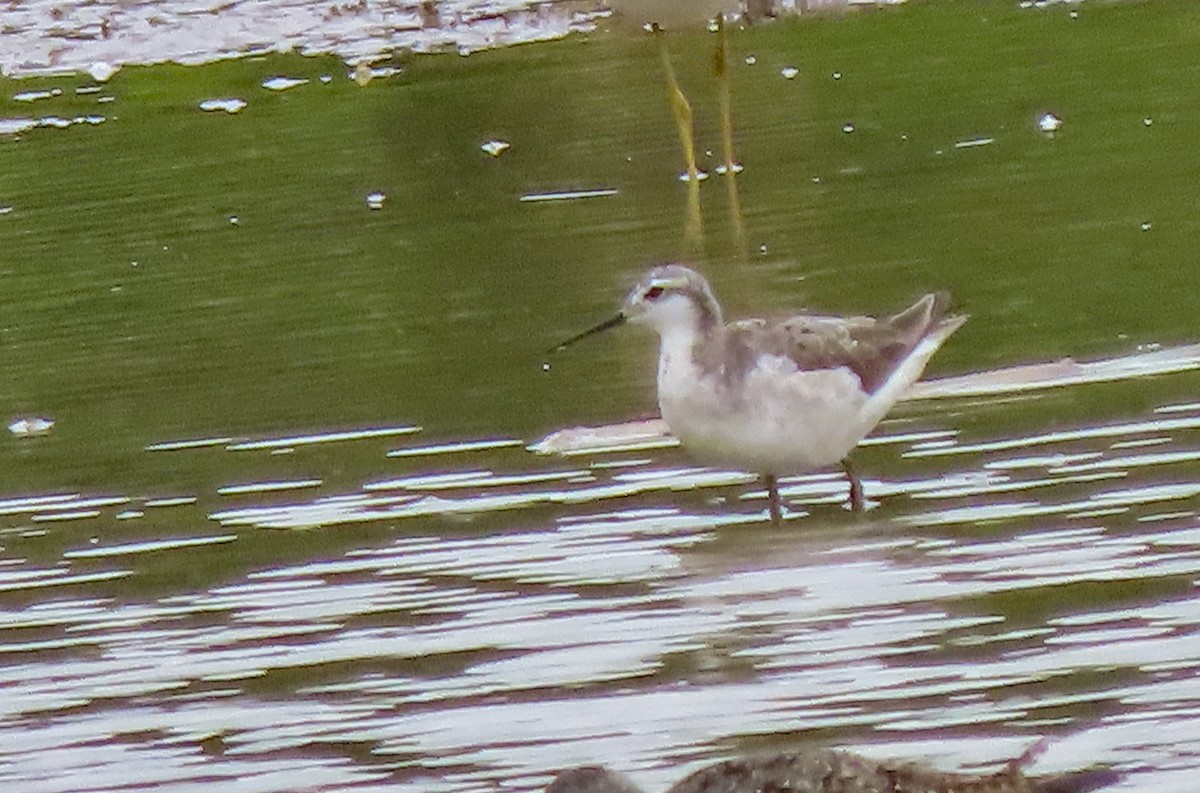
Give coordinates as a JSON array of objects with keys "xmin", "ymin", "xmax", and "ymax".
[{"xmin": 860, "ymin": 295, "xmax": 966, "ymax": 428}]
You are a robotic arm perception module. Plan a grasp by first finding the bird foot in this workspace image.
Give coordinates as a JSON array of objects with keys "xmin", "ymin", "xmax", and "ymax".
[
  {"xmin": 841, "ymin": 459, "xmax": 865, "ymax": 513},
  {"xmin": 765, "ymin": 474, "xmax": 783, "ymax": 524}
]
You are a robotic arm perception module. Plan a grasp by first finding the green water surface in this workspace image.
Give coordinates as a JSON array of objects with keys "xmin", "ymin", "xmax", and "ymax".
[{"xmin": 0, "ymin": 0, "xmax": 1196, "ymax": 497}]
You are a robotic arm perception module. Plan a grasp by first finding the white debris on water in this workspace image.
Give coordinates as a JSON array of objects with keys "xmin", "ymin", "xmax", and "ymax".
[
  {"xmin": 351, "ymin": 63, "xmax": 402, "ymax": 85},
  {"xmin": 0, "ymin": 115, "xmax": 105, "ymax": 135},
  {"xmin": 261, "ymin": 76, "xmax": 309, "ymax": 91},
  {"xmin": 13, "ymin": 88, "xmax": 61, "ymax": 102},
  {"xmin": 1037, "ymin": 112, "xmax": 1063, "ymax": 134},
  {"xmin": 519, "ymin": 188, "xmax": 618, "ymax": 203},
  {"xmin": 0, "ymin": 118, "xmax": 38, "ymax": 135},
  {"xmin": 8, "ymin": 417, "xmax": 55, "ymax": 437},
  {"xmin": 198, "ymin": 98, "xmax": 248, "ymax": 114},
  {"xmin": 480, "ymin": 139, "xmax": 511, "ymax": 157}
]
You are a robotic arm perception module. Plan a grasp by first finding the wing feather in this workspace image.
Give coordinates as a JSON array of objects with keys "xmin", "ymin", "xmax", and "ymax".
[{"xmin": 704, "ymin": 293, "xmax": 958, "ymax": 394}]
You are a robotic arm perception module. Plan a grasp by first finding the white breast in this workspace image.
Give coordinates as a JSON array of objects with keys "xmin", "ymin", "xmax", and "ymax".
[{"xmin": 656, "ymin": 339, "xmax": 874, "ymax": 475}]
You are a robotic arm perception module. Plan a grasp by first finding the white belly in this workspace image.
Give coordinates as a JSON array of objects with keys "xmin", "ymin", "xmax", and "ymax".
[{"xmin": 657, "ymin": 348, "xmax": 873, "ymax": 475}]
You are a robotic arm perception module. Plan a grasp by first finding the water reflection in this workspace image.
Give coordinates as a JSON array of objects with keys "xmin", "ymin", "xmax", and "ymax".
[{"xmin": 2, "ymin": 370, "xmax": 1199, "ymax": 789}]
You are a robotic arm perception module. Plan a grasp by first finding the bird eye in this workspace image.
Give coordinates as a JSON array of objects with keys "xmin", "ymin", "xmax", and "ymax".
[{"xmin": 644, "ymin": 286, "xmax": 664, "ymax": 301}]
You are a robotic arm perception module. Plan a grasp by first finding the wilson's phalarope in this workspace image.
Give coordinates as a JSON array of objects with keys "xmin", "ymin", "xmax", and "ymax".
[{"xmin": 552, "ymin": 265, "xmax": 966, "ymax": 522}]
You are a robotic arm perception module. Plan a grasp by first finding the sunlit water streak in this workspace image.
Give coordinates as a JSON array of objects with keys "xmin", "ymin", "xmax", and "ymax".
[
  {"xmin": 0, "ymin": 1, "xmax": 612, "ymax": 78},
  {"xmin": 1, "ymin": 386, "xmax": 1199, "ymax": 791}
]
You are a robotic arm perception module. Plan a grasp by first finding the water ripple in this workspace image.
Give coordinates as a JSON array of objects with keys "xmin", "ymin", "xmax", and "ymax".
[{"xmin": 3, "ymin": 385, "xmax": 1200, "ymax": 791}]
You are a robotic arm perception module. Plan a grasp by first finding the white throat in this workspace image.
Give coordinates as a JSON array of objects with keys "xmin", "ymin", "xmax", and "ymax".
[{"xmin": 655, "ymin": 323, "xmax": 704, "ymax": 403}]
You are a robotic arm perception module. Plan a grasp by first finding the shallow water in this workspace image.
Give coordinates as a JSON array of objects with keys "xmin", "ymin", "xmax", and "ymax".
[
  {"xmin": 2, "ymin": 2, "xmax": 1200, "ymax": 791},
  {"xmin": 0, "ymin": 0, "xmax": 609, "ymax": 78}
]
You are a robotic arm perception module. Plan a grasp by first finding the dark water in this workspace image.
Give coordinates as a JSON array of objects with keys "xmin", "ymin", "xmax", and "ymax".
[{"xmin": 2, "ymin": 2, "xmax": 1199, "ymax": 791}]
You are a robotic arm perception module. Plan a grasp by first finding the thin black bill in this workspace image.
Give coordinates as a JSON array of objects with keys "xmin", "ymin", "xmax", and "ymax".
[{"xmin": 548, "ymin": 313, "xmax": 626, "ymax": 354}]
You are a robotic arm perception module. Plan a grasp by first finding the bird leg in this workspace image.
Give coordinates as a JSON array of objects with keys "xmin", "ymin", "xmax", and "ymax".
[
  {"xmin": 841, "ymin": 458, "xmax": 864, "ymax": 512},
  {"xmin": 764, "ymin": 474, "xmax": 782, "ymax": 524}
]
